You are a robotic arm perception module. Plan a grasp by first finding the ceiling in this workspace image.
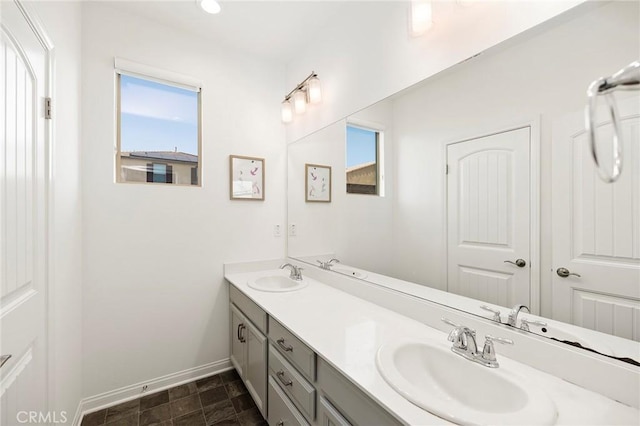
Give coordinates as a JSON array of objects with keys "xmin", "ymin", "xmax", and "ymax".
[{"xmin": 103, "ymin": 0, "xmax": 348, "ymax": 64}]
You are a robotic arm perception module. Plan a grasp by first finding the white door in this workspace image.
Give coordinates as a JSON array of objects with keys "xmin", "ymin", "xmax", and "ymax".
[
  {"xmin": 1, "ymin": 1, "xmax": 50, "ymax": 424},
  {"xmin": 447, "ymin": 127, "xmax": 531, "ymax": 308},
  {"xmin": 552, "ymin": 97, "xmax": 640, "ymax": 341}
]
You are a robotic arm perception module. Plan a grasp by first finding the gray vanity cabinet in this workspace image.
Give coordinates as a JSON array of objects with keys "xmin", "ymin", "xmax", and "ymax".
[
  {"xmin": 229, "ymin": 290, "xmax": 268, "ymax": 418},
  {"xmin": 228, "ymin": 283, "xmax": 402, "ymax": 426}
]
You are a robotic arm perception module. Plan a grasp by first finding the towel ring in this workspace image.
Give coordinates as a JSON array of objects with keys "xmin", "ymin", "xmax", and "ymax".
[
  {"xmin": 585, "ymin": 78, "xmax": 623, "ymax": 183},
  {"xmin": 585, "ymin": 60, "xmax": 640, "ymax": 183}
]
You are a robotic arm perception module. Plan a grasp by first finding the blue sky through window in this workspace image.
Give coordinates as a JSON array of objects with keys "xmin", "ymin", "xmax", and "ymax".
[
  {"xmin": 346, "ymin": 126, "xmax": 377, "ymax": 168},
  {"xmin": 120, "ymin": 75, "xmax": 198, "ymax": 155}
]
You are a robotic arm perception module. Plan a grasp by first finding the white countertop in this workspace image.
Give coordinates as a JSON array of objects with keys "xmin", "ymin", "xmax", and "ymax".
[{"xmin": 225, "ymin": 268, "xmax": 640, "ymax": 425}]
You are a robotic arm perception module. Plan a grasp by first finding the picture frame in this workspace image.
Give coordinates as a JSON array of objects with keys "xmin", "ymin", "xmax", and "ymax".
[
  {"xmin": 305, "ymin": 163, "xmax": 331, "ymax": 202},
  {"xmin": 229, "ymin": 155, "xmax": 265, "ymax": 200}
]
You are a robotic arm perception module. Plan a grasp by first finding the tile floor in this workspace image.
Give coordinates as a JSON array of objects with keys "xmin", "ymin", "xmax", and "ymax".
[{"xmin": 80, "ymin": 369, "xmax": 267, "ymax": 426}]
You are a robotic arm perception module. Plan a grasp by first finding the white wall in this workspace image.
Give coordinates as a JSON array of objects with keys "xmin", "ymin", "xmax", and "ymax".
[
  {"xmin": 284, "ymin": 0, "xmax": 584, "ymax": 143},
  {"xmin": 27, "ymin": 0, "xmax": 84, "ymax": 421},
  {"xmin": 81, "ymin": 3, "xmax": 286, "ymax": 397}
]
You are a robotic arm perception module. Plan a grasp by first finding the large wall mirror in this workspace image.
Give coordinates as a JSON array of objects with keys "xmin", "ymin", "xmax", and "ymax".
[{"xmin": 288, "ymin": 1, "xmax": 640, "ymax": 363}]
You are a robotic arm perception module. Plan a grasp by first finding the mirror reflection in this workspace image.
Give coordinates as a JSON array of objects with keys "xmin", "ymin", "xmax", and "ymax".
[{"xmin": 288, "ymin": 2, "xmax": 640, "ymax": 362}]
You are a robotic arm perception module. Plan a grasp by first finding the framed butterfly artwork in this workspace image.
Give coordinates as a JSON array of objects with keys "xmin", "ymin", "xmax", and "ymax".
[
  {"xmin": 305, "ymin": 163, "xmax": 331, "ymax": 202},
  {"xmin": 229, "ymin": 155, "xmax": 265, "ymax": 200}
]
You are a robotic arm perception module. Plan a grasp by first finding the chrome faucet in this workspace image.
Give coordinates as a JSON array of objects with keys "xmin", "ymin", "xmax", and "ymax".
[
  {"xmin": 317, "ymin": 258, "xmax": 340, "ymax": 270},
  {"xmin": 442, "ymin": 318, "xmax": 513, "ymax": 368},
  {"xmin": 280, "ymin": 263, "xmax": 304, "ymax": 281},
  {"xmin": 507, "ymin": 304, "xmax": 530, "ymax": 327}
]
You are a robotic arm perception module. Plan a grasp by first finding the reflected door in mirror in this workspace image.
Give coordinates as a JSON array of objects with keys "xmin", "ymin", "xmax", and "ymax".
[
  {"xmin": 552, "ymin": 98, "xmax": 640, "ymax": 342},
  {"xmin": 447, "ymin": 127, "xmax": 531, "ymax": 307}
]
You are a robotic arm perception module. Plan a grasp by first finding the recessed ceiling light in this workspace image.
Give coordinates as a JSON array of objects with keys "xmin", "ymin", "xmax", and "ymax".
[{"xmin": 199, "ymin": 0, "xmax": 221, "ymax": 14}]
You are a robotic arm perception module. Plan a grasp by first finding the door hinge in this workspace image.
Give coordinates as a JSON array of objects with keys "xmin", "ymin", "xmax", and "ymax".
[
  {"xmin": 44, "ymin": 97, "xmax": 52, "ymax": 120},
  {"xmin": 445, "ymin": 164, "xmax": 449, "ymax": 175}
]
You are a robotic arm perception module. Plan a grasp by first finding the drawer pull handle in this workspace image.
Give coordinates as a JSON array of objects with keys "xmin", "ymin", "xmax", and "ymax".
[
  {"xmin": 276, "ymin": 370, "xmax": 293, "ymax": 387},
  {"xmin": 238, "ymin": 323, "xmax": 246, "ymax": 343},
  {"xmin": 277, "ymin": 338, "xmax": 293, "ymax": 352}
]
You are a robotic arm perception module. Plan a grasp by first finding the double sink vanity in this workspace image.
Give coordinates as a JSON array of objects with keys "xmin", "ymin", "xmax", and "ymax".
[{"xmin": 224, "ymin": 260, "xmax": 639, "ymax": 425}]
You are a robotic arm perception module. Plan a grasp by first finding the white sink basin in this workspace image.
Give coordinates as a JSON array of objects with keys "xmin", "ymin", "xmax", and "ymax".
[
  {"xmin": 376, "ymin": 340, "xmax": 557, "ymax": 425},
  {"xmin": 332, "ymin": 266, "xmax": 367, "ymax": 279},
  {"xmin": 247, "ymin": 276, "xmax": 308, "ymax": 292}
]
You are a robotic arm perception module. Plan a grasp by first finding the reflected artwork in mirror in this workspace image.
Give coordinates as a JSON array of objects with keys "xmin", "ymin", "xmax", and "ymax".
[{"xmin": 287, "ymin": 1, "xmax": 640, "ymax": 363}]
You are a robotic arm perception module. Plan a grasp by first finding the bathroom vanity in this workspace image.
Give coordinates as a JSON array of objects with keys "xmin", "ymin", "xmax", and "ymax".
[
  {"xmin": 229, "ymin": 274, "xmax": 400, "ymax": 425},
  {"xmin": 225, "ymin": 261, "xmax": 639, "ymax": 425}
]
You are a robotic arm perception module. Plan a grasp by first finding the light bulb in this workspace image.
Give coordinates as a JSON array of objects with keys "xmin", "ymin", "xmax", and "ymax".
[
  {"xmin": 411, "ymin": 1, "xmax": 433, "ymax": 36},
  {"xmin": 307, "ymin": 76, "xmax": 322, "ymax": 104},
  {"xmin": 200, "ymin": 0, "xmax": 221, "ymax": 14},
  {"xmin": 281, "ymin": 99, "xmax": 293, "ymax": 123},
  {"xmin": 293, "ymin": 90, "xmax": 307, "ymax": 114}
]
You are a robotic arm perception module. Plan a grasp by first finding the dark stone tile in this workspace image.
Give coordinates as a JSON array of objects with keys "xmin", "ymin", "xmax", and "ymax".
[
  {"xmin": 106, "ymin": 399, "xmax": 140, "ymax": 424},
  {"xmin": 140, "ymin": 390, "xmax": 169, "ymax": 411},
  {"xmin": 203, "ymin": 400, "xmax": 236, "ymax": 425},
  {"xmin": 236, "ymin": 408, "xmax": 265, "ymax": 426},
  {"xmin": 230, "ymin": 394, "xmax": 255, "ymax": 414},
  {"xmin": 170, "ymin": 394, "xmax": 201, "ymax": 418},
  {"xmin": 224, "ymin": 381, "xmax": 247, "ymax": 399},
  {"xmin": 168, "ymin": 383, "xmax": 198, "ymax": 401},
  {"xmin": 196, "ymin": 375, "xmax": 223, "ymax": 392},
  {"xmin": 199, "ymin": 386, "xmax": 228, "ymax": 407},
  {"xmin": 105, "ymin": 412, "xmax": 138, "ymax": 426},
  {"xmin": 212, "ymin": 417, "xmax": 239, "ymax": 426},
  {"xmin": 173, "ymin": 411, "xmax": 206, "ymax": 426},
  {"xmin": 82, "ymin": 409, "xmax": 107, "ymax": 426},
  {"xmin": 139, "ymin": 403, "xmax": 171, "ymax": 426},
  {"xmin": 219, "ymin": 369, "xmax": 240, "ymax": 384}
]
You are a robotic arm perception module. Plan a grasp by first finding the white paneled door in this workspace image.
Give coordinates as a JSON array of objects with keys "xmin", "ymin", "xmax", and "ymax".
[
  {"xmin": 447, "ymin": 127, "xmax": 531, "ymax": 308},
  {"xmin": 552, "ymin": 97, "xmax": 640, "ymax": 341},
  {"xmin": 1, "ymin": 1, "xmax": 50, "ymax": 424}
]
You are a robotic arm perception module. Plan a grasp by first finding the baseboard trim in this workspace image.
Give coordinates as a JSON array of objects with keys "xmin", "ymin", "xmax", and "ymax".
[{"xmin": 73, "ymin": 358, "xmax": 232, "ymax": 425}]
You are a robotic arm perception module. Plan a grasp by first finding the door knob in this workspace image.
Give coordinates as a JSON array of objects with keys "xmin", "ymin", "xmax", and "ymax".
[
  {"xmin": 0, "ymin": 354, "xmax": 11, "ymax": 369},
  {"xmin": 504, "ymin": 259, "xmax": 526, "ymax": 268},
  {"xmin": 557, "ymin": 267, "xmax": 581, "ymax": 278}
]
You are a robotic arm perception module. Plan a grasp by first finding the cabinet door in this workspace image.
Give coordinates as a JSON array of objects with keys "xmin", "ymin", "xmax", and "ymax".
[
  {"xmin": 230, "ymin": 304, "xmax": 246, "ymax": 378},
  {"xmin": 319, "ymin": 397, "xmax": 351, "ymax": 426},
  {"xmin": 245, "ymin": 319, "xmax": 268, "ymax": 417}
]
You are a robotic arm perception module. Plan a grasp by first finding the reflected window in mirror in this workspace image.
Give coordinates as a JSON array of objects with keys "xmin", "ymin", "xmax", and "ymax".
[{"xmin": 346, "ymin": 124, "xmax": 384, "ymax": 196}]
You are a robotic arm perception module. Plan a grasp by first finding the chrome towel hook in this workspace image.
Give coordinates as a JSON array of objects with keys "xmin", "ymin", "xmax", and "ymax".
[{"xmin": 585, "ymin": 60, "xmax": 640, "ymax": 183}]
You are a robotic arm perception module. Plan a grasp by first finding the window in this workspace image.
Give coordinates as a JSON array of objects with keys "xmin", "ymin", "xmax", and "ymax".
[
  {"xmin": 346, "ymin": 125, "xmax": 382, "ymax": 195},
  {"xmin": 116, "ymin": 70, "xmax": 201, "ymax": 186}
]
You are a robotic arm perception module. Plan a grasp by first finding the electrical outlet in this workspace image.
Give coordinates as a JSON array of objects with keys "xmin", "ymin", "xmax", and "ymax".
[
  {"xmin": 289, "ymin": 224, "xmax": 297, "ymax": 236},
  {"xmin": 273, "ymin": 224, "xmax": 281, "ymax": 237}
]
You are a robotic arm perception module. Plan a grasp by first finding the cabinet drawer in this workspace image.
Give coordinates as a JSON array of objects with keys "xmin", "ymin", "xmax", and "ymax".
[
  {"xmin": 269, "ymin": 345, "xmax": 316, "ymax": 421},
  {"xmin": 269, "ymin": 317, "xmax": 316, "ymax": 380},
  {"xmin": 230, "ymin": 285, "xmax": 267, "ymax": 334},
  {"xmin": 268, "ymin": 376, "xmax": 310, "ymax": 426}
]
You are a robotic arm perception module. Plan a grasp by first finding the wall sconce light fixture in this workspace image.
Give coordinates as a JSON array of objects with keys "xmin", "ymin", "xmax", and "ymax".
[
  {"xmin": 281, "ymin": 72, "xmax": 322, "ymax": 123},
  {"xmin": 410, "ymin": 0, "xmax": 433, "ymax": 36}
]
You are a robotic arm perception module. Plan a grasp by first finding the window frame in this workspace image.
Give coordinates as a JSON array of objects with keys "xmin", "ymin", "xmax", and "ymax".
[
  {"xmin": 345, "ymin": 120, "xmax": 385, "ymax": 197},
  {"xmin": 115, "ymin": 66, "xmax": 203, "ymax": 187}
]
